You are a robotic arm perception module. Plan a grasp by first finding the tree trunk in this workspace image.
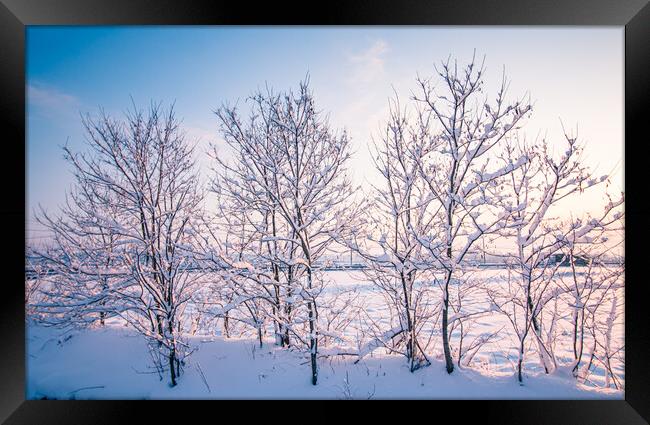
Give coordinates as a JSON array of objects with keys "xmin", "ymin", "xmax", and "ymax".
[
  {"xmin": 272, "ymin": 305, "xmax": 281, "ymax": 346},
  {"xmin": 442, "ymin": 195, "xmax": 455, "ymax": 375},
  {"xmin": 285, "ymin": 267, "xmax": 294, "ymax": 347},
  {"xmin": 168, "ymin": 318, "xmax": 179, "ymax": 387},
  {"xmin": 526, "ymin": 280, "xmax": 550, "ymax": 374},
  {"xmin": 572, "ymin": 306, "xmax": 584, "ymax": 376},
  {"xmin": 156, "ymin": 315, "xmax": 164, "ymax": 348},
  {"xmin": 169, "ymin": 349, "xmax": 177, "ymax": 387},
  {"xmin": 442, "ymin": 271, "xmax": 454, "ymax": 374},
  {"xmin": 517, "ymin": 338, "xmax": 525, "ymax": 383},
  {"xmin": 400, "ymin": 272, "xmax": 415, "ymax": 371},
  {"xmin": 306, "ymin": 268, "xmax": 318, "ymax": 385},
  {"xmin": 307, "ymin": 300, "xmax": 317, "ymax": 385}
]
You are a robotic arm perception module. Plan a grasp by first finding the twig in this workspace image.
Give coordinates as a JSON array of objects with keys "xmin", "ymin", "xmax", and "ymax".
[{"xmin": 68, "ymin": 385, "xmax": 105, "ymax": 397}]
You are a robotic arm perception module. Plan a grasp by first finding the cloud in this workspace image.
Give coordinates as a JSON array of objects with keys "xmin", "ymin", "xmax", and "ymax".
[
  {"xmin": 340, "ymin": 40, "xmax": 393, "ymax": 142},
  {"xmin": 27, "ymin": 83, "xmax": 80, "ymax": 117},
  {"xmin": 347, "ymin": 40, "xmax": 389, "ymax": 85}
]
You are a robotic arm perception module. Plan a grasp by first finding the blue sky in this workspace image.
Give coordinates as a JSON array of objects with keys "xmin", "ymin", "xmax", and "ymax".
[{"xmin": 26, "ymin": 27, "xmax": 623, "ymax": 243}]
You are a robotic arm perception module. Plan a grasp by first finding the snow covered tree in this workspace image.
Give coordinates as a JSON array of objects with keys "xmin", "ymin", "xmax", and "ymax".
[
  {"xmin": 347, "ymin": 98, "xmax": 434, "ymax": 371},
  {"xmin": 409, "ymin": 54, "xmax": 532, "ymax": 374},
  {"xmin": 202, "ymin": 97, "xmax": 298, "ymax": 349},
  {"xmin": 557, "ymin": 211, "xmax": 624, "ymax": 383},
  {"xmin": 32, "ymin": 158, "xmax": 128, "ymax": 329},
  {"xmin": 34, "ymin": 103, "xmax": 203, "ymax": 386},
  {"xmin": 486, "ymin": 132, "xmax": 624, "ymax": 382},
  {"xmin": 207, "ymin": 78, "xmax": 357, "ymax": 385}
]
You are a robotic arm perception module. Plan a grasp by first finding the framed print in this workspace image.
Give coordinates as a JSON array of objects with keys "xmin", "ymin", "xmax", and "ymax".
[{"xmin": 2, "ymin": 0, "xmax": 649, "ymax": 422}]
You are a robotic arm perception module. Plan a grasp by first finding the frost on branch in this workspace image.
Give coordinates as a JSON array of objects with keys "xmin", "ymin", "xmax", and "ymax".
[
  {"xmin": 33, "ymin": 103, "xmax": 203, "ymax": 387},
  {"xmin": 205, "ymin": 77, "xmax": 358, "ymax": 385}
]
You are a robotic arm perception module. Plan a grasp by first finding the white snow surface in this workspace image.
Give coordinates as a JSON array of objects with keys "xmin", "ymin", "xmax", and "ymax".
[
  {"xmin": 26, "ymin": 323, "xmax": 621, "ymax": 400},
  {"xmin": 27, "ymin": 270, "xmax": 624, "ymax": 400}
]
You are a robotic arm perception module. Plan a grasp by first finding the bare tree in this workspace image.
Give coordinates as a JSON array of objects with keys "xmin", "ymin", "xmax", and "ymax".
[
  {"xmin": 33, "ymin": 102, "xmax": 203, "ymax": 386},
  {"xmin": 208, "ymin": 78, "xmax": 357, "ymax": 385},
  {"xmin": 203, "ymin": 100, "xmax": 297, "ymax": 348},
  {"xmin": 557, "ymin": 215, "xmax": 624, "ymax": 383},
  {"xmin": 486, "ymin": 133, "xmax": 624, "ymax": 383},
  {"xmin": 409, "ymin": 54, "xmax": 532, "ymax": 374},
  {"xmin": 32, "ymin": 157, "xmax": 128, "ymax": 330},
  {"xmin": 347, "ymin": 98, "xmax": 434, "ymax": 371}
]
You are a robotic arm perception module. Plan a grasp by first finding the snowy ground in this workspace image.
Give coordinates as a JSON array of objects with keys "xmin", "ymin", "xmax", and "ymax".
[
  {"xmin": 26, "ymin": 270, "xmax": 624, "ymax": 399},
  {"xmin": 324, "ymin": 270, "xmax": 624, "ymax": 385},
  {"xmin": 27, "ymin": 324, "xmax": 621, "ymax": 400}
]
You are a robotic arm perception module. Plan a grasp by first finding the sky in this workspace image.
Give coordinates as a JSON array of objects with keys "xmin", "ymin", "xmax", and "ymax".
[{"xmin": 26, "ymin": 26, "xmax": 624, "ymax": 245}]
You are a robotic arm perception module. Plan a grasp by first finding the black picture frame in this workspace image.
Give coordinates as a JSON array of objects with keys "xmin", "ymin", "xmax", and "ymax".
[{"xmin": 2, "ymin": 0, "xmax": 648, "ymax": 422}]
